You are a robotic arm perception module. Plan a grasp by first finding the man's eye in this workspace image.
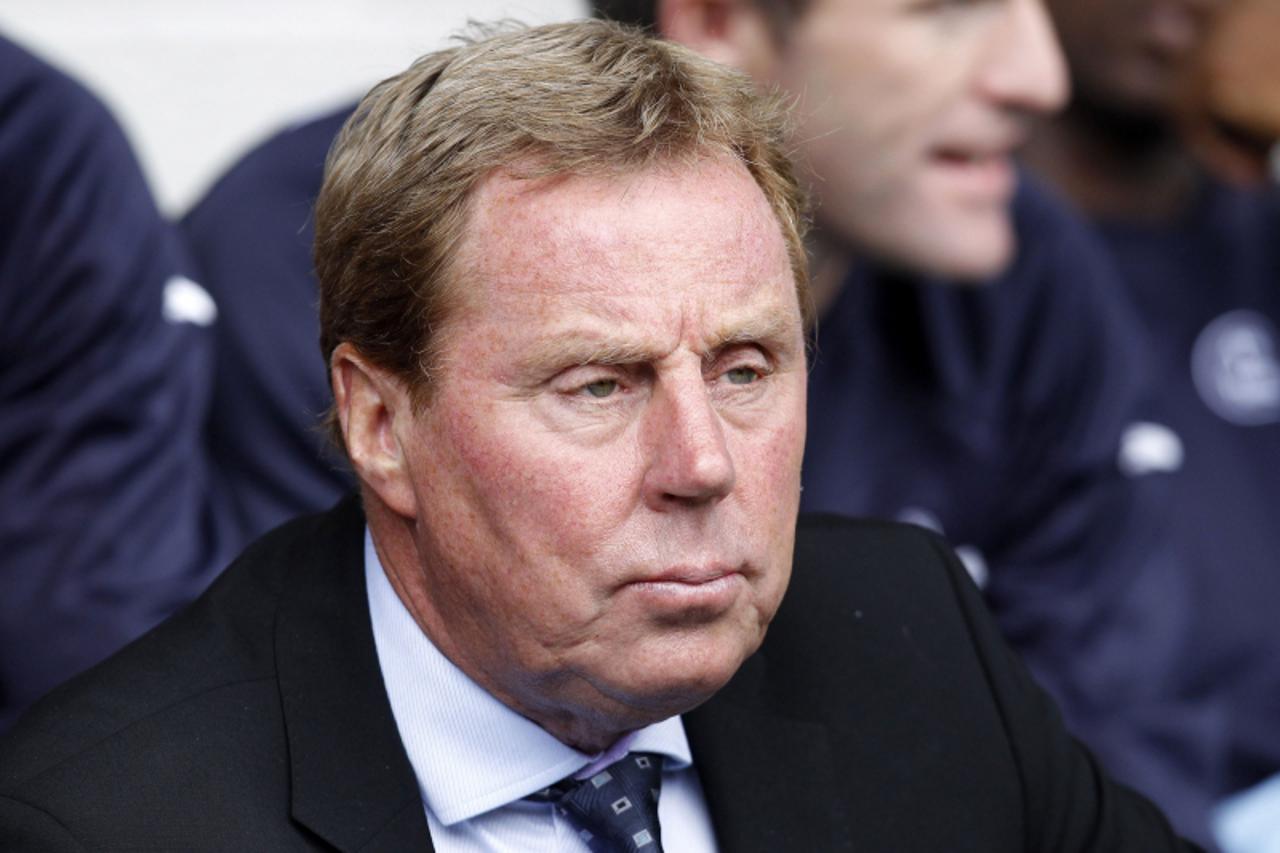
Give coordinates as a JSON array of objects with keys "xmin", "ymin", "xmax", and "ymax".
[
  {"xmin": 583, "ymin": 379, "xmax": 618, "ymax": 398},
  {"xmin": 725, "ymin": 366, "xmax": 760, "ymax": 385}
]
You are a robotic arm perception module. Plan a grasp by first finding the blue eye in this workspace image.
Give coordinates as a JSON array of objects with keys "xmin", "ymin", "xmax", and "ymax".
[
  {"xmin": 584, "ymin": 379, "xmax": 618, "ymax": 398},
  {"xmin": 725, "ymin": 367, "xmax": 759, "ymax": 385}
]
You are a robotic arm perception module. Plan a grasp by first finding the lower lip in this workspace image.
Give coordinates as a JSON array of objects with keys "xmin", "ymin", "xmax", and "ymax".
[
  {"xmin": 930, "ymin": 153, "xmax": 1016, "ymax": 201},
  {"xmin": 626, "ymin": 573, "xmax": 746, "ymax": 611}
]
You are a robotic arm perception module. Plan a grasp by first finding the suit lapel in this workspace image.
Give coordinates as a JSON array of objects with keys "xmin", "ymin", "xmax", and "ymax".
[
  {"xmin": 684, "ymin": 652, "xmax": 851, "ymax": 852},
  {"xmin": 274, "ymin": 497, "xmax": 434, "ymax": 852}
]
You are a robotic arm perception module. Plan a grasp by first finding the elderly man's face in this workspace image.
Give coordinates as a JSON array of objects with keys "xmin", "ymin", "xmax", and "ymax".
[
  {"xmin": 389, "ymin": 156, "xmax": 806, "ymax": 749},
  {"xmin": 722, "ymin": 0, "xmax": 1068, "ymax": 280}
]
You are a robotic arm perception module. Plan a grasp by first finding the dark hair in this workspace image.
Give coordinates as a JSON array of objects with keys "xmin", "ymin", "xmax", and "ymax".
[
  {"xmin": 589, "ymin": 0, "xmax": 809, "ymax": 32},
  {"xmin": 590, "ymin": 0, "xmax": 659, "ymax": 29}
]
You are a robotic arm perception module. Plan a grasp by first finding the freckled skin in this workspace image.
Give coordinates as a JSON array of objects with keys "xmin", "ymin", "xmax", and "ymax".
[{"xmin": 370, "ymin": 157, "xmax": 807, "ymax": 752}]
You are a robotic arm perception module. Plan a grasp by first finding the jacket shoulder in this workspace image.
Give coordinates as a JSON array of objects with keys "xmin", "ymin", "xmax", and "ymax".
[
  {"xmin": 0, "ymin": 500, "xmax": 360, "ymax": 786},
  {"xmin": 789, "ymin": 512, "xmax": 973, "ymax": 613},
  {"xmin": 771, "ymin": 514, "xmax": 996, "ymax": 722}
]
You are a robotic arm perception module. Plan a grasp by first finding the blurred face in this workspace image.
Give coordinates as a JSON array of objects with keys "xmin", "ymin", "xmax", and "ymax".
[
  {"xmin": 1047, "ymin": 0, "xmax": 1225, "ymax": 119},
  {"xmin": 390, "ymin": 157, "xmax": 807, "ymax": 749},
  {"xmin": 744, "ymin": 0, "xmax": 1068, "ymax": 280}
]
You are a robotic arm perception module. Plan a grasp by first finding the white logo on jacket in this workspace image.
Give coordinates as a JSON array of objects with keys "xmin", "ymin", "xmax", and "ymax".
[
  {"xmin": 163, "ymin": 276, "xmax": 218, "ymax": 327},
  {"xmin": 1119, "ymin": 421, "xmax": 1184, "ymax": 476},
  {"xmin": 1192, "ymin": 309, "xmax": 1280, "ymax": 426}
]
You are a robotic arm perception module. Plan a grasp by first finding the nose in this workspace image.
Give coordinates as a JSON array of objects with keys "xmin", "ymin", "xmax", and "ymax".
[
  {"xmin": 640, "ymin": 373, "xmax": 736, "ymax": 510},
  {"xmin": 977, "ymin": 0, "xmax": 1070, "ymax": 115}
]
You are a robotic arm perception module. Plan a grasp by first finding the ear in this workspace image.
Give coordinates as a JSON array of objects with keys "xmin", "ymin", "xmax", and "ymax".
[
  {"xmin": 331, "ymin": 343, "xmax": 419, "ymax": 519},
  {"xmin": 658, "ymin": 0, "xmax": 781, "ymax": 79}
]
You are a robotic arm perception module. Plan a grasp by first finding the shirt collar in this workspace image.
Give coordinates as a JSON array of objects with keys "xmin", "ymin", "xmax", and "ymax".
[{"xmin": 364, "ymin": 529, "xmax": 692, "ymax": 826}]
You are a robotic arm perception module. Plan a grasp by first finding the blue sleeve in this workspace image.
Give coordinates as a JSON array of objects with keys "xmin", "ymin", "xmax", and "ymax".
[
  {"xmin": 181, "ymin": 108, "xmax": 355, "ymax": 544},
  {"xmin": 0, "ymin": 36, "xmax": 232, "ymax": 729},
  {"xmin": 918, "ymin": 531, "xmax": 1205, "ymax": 852},
  {"xmin": 801, "ymin": 175, "xmax": 1222, "ymax": 844},
  {"xmin": 975, "ymin": 183, "xmax": 1223, "ymax": 841}
]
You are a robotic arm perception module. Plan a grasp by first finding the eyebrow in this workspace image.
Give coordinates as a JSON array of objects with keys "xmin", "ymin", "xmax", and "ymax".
[
  {"xmin": 706, "ymin": 311, "xmax": 800, "ymax": 354},
  {"xmin": 519, "ymin": 334, "xmax": 660, "ymax": 373},
  {"xmin": 520, "ymin": 306, "xmax": 802, "ymax": 374}
]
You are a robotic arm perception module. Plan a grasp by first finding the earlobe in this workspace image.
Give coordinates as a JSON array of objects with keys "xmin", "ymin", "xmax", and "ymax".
[{"xmin": 330, "ymin": 343, "xmax": 418, "ymax": 518}]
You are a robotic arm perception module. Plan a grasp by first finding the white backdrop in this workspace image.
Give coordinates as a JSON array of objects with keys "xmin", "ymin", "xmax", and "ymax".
[{"xmin": 0, "ymin": 1, "xmax": 587, "ymax": 213}]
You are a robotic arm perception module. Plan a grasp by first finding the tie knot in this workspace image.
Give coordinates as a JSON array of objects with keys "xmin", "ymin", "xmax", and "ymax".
[{"xmin": 532, "ymin": 752, "xmax": 665, "ymax": 853}]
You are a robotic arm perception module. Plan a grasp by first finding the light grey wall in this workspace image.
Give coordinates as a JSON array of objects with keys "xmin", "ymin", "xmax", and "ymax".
[{"xmin": 0, "ymin": 1, "xmax": 587, "ymax": 213}]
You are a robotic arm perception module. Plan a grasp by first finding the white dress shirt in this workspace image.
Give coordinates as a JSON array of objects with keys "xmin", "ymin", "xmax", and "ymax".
[{"xmin": 364, "ymin": 531, "xmax": 720, "ymax": 852}]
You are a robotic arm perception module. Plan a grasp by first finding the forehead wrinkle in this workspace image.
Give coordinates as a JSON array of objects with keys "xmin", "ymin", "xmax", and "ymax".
[
  {"xmin": 515, "ymin": 279, "xmax": 797, "ymax": 373},
  {"xmin": 467, "ymin": 158, "xmax": 786, "ymax": 302},
  {"xmin": 507, "ymin": 232, "xmax": 797, "ymax": 370},
  {"xmin": 457, "ymin": 157, "xmax": 798, "ymax": 373},
  {"xmin": 547, "ymin": 184, "xmax": 769, "ymax": 290},
  {"xmin": 513, "ymin": 288, "xmax": 681, "ymax": 368},
  {"xmin": 468, "ymin": 210, "xmax": 645, "ymax": 304}
]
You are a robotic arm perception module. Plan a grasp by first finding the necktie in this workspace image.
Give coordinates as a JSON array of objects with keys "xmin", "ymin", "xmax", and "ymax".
[{"xmin": 531, "ymin": 752, "xmax": 665, "ymax": 852}]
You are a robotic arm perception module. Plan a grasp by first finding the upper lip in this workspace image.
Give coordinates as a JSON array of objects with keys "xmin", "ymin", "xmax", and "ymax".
[
  {"xmin": 932, "ymin": 125, "xmax": 1030, "ymax": 161},
  {"xmin": 631, "ymin": 564, "xmax": 741, "ymax": 585},
  {"xmin": 933, "ymin": 137, "xmax": 1024, "ymax": 161}
]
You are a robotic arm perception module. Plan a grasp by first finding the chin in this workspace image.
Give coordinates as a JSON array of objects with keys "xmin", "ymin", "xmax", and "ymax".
[
  {"xmin": 934, "ymin": 246, "xmax": 1015, "ymax": 283},
  {"xmin": 611, "ymin": 628, "xmax": 762, "ymax": 714},
  {"xmin": 906, "ymin": 218, "xmax": 1015, "ymax": 284},
  {"xmin": 855, "ymin": 202, "xmax": 1016, "ymax": 284}
]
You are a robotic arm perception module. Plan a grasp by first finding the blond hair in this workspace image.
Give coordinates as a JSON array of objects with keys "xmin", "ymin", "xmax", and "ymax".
[{"xmin": 315, "ymin": 19, "xmax": 809, "ymax": 443}]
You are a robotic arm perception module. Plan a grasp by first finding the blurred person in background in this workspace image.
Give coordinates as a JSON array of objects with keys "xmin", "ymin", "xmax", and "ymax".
[
  {"xmin": 182, "ymin": 107, "xmax": 353, "ymax": 542},
  {"xmin": 0, "ymin": 33, "xmax": 234, "ymax": 730},
  {"xmin": 1023, "ymin": 0, "xmax": 1280, "ymax": 846},
  {"xmin": 183, "ymin": 0, "xmax": 1214, "ymax": 842}
]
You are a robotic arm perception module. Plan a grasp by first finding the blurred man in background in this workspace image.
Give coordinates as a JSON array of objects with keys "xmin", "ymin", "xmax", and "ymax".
[
  {"xmin": 182, "ymin": 106, "xmax": 352, "ymax": 541},
  {"xmin": 0, "ymin": 33, "xmax": 233, "ymax": 730},
  {"xmin": 1024, "ymin": 0, "xmax": 1280, "ymax": 845}
]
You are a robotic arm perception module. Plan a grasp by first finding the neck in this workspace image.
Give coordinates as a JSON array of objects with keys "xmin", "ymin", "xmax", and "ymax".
[{"xmin": 1023, "ymin": 101, "xmax": 1200, "ymax": 223}]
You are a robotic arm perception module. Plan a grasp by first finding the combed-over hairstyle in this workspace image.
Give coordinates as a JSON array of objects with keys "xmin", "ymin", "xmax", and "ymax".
[{"xmin": 315, "ymin": 19, "xmax": 809, "ymax": 446}]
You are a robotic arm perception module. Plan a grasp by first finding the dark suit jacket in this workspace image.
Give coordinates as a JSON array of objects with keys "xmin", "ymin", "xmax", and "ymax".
[{"xmin": 0, "ymin": 497, "xmax": 1197, "ymax": 851}]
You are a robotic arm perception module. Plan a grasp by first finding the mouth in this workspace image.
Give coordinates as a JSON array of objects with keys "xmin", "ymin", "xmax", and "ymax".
[
  {"xmin": 928, "ymin": 147, "xmax": 1018, "ymax": 201},
  {"xmin": 641, "ymin": 563, "xmax": 740, "ymax": 584},
  {"xmin": 624, "ymin": 565, "xmax": 748, "ymax": 614}
]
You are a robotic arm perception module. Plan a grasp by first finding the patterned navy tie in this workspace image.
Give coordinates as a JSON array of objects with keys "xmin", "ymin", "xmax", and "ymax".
[{"xmin": 532, "ymin": 752, "xmax": 665, "ymax": 852}]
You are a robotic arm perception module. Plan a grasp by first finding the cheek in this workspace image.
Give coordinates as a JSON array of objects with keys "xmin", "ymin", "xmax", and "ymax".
[
  {"xmin": 794, "ymin": 59, "xmax": 963, "ymax": 216},
  {"xmin": 734, "ymin": 400, "xmax": 806, "ymax": 514},
  {"xmin": 448, "ymin": 407, "xmax": 642, "ymax": 559},
  {"xmin": 735, "ymin": 415, "xmax": 802, "ymax": 608}
]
